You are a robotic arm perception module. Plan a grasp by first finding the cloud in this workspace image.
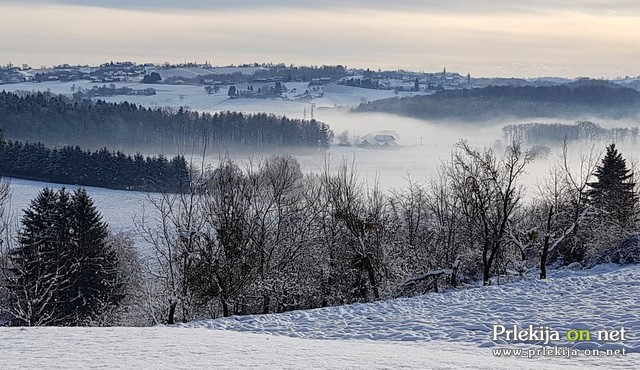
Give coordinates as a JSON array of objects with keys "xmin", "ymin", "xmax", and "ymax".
[
  {"xmin": 8, "ymin": 0, "xmax": 640, "ymax": 14},
  {"xmin": 1, "ymin": 2, "xmax": 639, "ymax": 77}
]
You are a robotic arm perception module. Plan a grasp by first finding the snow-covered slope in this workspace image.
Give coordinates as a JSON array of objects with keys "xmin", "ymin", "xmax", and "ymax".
[
  {"xmin": 0, "ymin": 80, "xmax": 426, "ymax": 118},
  {"xmin": 183, "ymin": 264, "xmax": 640, "ymax": 353},
  {"xmin": 1, "ymin": 265, "xmax": 638, "ymax": 369}
]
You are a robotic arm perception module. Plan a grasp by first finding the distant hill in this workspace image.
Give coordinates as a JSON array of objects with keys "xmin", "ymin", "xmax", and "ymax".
[{"xmin": 354, "ymin": 80, "xmax": 640, "ymax": 122}]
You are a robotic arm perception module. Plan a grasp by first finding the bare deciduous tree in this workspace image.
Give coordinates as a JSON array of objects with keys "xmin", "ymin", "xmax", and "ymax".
[{"xmin": 446, "ymin": 140, "xmax": 534, "ymax": 285}]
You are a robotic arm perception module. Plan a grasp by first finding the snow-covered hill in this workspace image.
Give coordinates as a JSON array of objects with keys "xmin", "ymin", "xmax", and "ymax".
[
  {"xmin": 2, "ymin": 265, "xmax": 638, "ymax": 369},
  {"xmin": 182, "ymin": 264, "xmax": 640, "ymax": 351},
  {"xmin": 0, "ymin": 80, "xmax": 427, "ymax": 118}
]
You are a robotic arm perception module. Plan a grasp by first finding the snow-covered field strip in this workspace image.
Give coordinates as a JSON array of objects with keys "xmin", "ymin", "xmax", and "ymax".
[
  {"xmin": 1, "ymin": 266, "xmax": 638, "ymax": 369},
  {"xmin": 183, "ymin": 265, "xmax": 640, "ymax": 353},
  {"xmin": 0, "ymin": 326, "xmax": 635, "ymax": 369},
  {"xmin": 0, "ymin": 80, "xmax": 425, "ymax": 119}
]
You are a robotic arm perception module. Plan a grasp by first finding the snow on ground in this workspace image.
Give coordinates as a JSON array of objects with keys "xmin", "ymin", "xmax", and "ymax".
[
  {"xmin": 1, "ymin": 266, "xmax": 638, "ymax": 369},
  {"xmin": 210, "ymin": 66, "xmax": 268, "ymax": 75},
  {"xmin": 0, "ymin": 80, "xmax": 427, "ymax": 119},
  {"xmin": 178, "ymin": 265, "xmax": 639, "ymax": 366},
  {"xmin": 1, "ymin": 326, "xmax": 631, "ymax": 370},
  {"xmin": 157, "ymin": 67, "xmax": 220, "ymax": 80},
  {"xmin": 183, "ymin": 265, "xmax": 640, "ymax": 351}
]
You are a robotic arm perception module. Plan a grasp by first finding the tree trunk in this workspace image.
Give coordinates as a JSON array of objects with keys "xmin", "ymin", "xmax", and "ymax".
[
  {"xmin": 540, "ymin": 206, "xmax": 554, "ymax": 279},
  {"xmin": 364, "ymin": 257, "xmax": 379, "ymax": 300},
  {"xmin": 262, "ymin": 294, "xmax": 270, "ymax": 314},
  {"xmin": 482, "ymin": 264, "xmax": 491, "ymax": 286},
  {"xmin": 482, "ymin": 243, "xmax": 492, "ymax": 286},
  {"xmin": 167, "ymin": 299, "xmax": 177, "ymax": 325},
  {"xmin": 221, "ymin": 297, "xmax": 230, "ymax": 317},
  {"xmin": 181, "ymin": 299, "xmax": 189, "ymax": 323},
  {"xmin": 450, "ymin": 260, "xmax": 459, "ymax": 288}
]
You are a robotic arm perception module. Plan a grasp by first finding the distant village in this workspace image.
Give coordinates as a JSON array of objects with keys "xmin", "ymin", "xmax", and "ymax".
[
  {"xmin": 0, "ymin": 61, "xmax": 471, "ymax": 93},
  {"xmin": 2, "ymin": 61, "xmax": 640, "ymax": 93}
]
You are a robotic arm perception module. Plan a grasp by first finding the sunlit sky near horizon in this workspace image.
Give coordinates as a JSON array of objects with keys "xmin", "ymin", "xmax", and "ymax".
[{"xmin": 1, "ymin": 0, "xmax": 639, "ymax": 78}]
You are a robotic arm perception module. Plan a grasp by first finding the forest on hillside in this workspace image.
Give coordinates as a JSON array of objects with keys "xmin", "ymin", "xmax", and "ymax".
[
  {"xmin": 0, "ymin": 139, "xmax": 190, "ymax": 192},
  {"xmin": 355, "ymin": 81, "xmax": 640, "ymax": 121},
  {"xmin": 502, "ymin": 121, "xmax": 640, "ymax": 145},
  {"xmin": 0, "ymin": 91, "xmax": 333, "ymax": 151}
]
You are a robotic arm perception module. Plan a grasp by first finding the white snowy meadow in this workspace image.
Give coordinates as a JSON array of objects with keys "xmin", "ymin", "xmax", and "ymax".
[
  {"xmin": 182, "ymin": 264, "xmax": 640, "ymax": 352},
  {"xmin": 1, "ymin": 264, "xmax": 638, "ymax": 369}
]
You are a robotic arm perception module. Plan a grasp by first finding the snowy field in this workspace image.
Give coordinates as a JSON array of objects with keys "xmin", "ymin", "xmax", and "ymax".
[
  {"xmin": 0, "ymin": 80, "xmax": 425, "ymax": 118},
  {"xmin": 1, "ymin": 265, "xmax": 638, "ymax": 369},
  {"xmin": 182, "ymin": 264, "xmax": 640, "ymax": 350},
  {"xmin": 0, "ymin": 327, "xmax": 630, "ymax": 369},
  {"xmin": 0, "ymin": 327, "xmax": 606, "ymax": 369}
]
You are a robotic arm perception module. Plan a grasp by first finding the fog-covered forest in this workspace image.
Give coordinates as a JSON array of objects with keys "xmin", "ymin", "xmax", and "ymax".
[
  {"xmin": 0, "ymin": 91, "xmax": 333, "ymax": 151},
  {"xmin": 356, "ymin": 80, "xmax": 640, "ymax": 121},
  {"xmin": 502, "ymin": 121, "xmax": 640, "ymax": 145}
]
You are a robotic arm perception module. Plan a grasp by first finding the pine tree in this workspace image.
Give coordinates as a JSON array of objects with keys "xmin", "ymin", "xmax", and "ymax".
[
  {"xmin": 9, "ymin": 188, "xmax": 72, "ymax": 325},
  {"xmin": 7, "ymin": 188, "xmax": 123, "ymax": 326},
  {"xmin": 228, "ymin": 85, "xmax": 238, "ymax": 98},
  {"xmin": 585, "ymin": 143, "xmax": 637, "ymax": 228},
  {"xmin": 65, "ymin": 188, "xmax": 123, "ymax": 324}
]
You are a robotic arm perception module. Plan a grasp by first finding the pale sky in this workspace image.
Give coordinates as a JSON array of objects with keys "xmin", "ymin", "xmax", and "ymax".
[{"xmin": 1, "ymin": 0, "xmax": 639, "ymax": 77}]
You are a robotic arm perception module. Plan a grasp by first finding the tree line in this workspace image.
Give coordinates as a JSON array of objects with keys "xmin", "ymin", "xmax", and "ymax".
[
  {"xmin": 0, "ymin": 91, "xmax": 333, "ymax": 151},
  {"xmin": 355, "ymin": 80, "xmax": 640, "ymax": 121},
  {"xmin": 502, "ymin": 121, "xmax": 640, "ymax": 145},
  {"xmin": 1, "ymin": 141, "xmax": 638, "ymax": 326},
  {"xmin": 234, "ymin": 64, "xmax": 347, "ymax": 83},
  {"xmin": 0, "ymin": 138, "xmax": 190, "ymax": 192}
]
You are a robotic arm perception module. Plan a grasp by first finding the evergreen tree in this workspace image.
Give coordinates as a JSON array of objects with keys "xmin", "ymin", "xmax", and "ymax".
[
  {"xmin": 585, "ymin": 143, "xmax": 637, "ymax": 227},
  {"xmin": 9, "ymin": 188, "xmax": 72, "ymax": 325},
  {"xmin": 228, "ymin": 85, "xmax": 238, "ymax": 98},
  {"xmin": 142, "ymin": 72, "xmax": 161, "ymax": 84},
  {"xmin": 7, "ymin": 188, "xmax": 123, "ymax": 325},
  {"xmin": 65, "ymin": 188, "xmax": 123, "ymax": 324}
]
